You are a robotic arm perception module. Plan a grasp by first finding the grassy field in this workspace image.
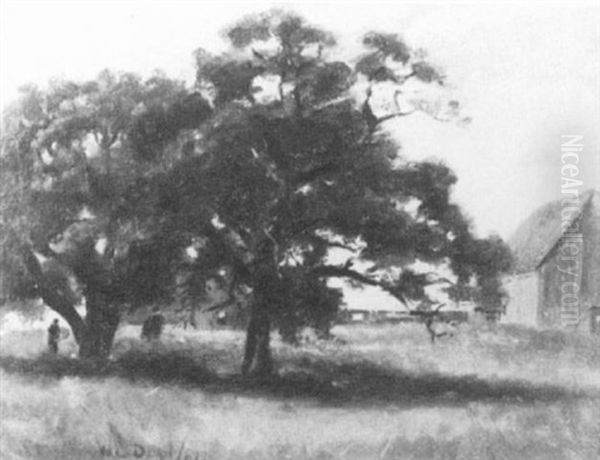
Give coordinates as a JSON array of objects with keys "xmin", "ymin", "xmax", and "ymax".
[{"xmin": 1, "ymin": 322, "xmax": 600, "ymax": 459}]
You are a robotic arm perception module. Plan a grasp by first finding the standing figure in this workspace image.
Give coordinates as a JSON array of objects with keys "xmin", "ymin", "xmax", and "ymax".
[
  {"xmin": 141, "ymin": 306, "xmax": 166, "ymax": 341},
  {"xmin": 47, "ymin": 319, "xmax": 61, "ymax": 354}
]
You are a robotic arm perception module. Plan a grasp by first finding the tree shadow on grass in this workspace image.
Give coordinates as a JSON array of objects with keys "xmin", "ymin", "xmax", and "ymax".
[{"xmin": 0, "ymin": 348, "xmax": 593, "ymax": 408}]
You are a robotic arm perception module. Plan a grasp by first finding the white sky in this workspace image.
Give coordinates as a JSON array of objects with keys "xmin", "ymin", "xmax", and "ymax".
[{"xmin": 1, "ymin": 0, "xmax": 599, "ymax": 242}]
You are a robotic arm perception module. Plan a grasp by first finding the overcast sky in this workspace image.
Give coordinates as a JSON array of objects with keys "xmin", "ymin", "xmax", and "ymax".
[{"xmin": 1, "ymin": 0, "xmax": 599, "ymax": 241}]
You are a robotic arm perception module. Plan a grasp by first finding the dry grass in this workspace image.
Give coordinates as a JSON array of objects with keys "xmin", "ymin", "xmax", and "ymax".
[{"xmin": 1, "ymin": 323, "xmax": 600, "ymax": 459}]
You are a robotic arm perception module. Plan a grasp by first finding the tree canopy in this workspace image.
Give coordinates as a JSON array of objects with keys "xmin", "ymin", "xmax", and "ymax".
[{"xmin": 0, "ymin": 10, "xmax": 511, "ymax": 371}]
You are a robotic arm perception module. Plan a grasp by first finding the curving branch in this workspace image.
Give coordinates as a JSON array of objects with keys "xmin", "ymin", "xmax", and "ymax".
[
  {"xmin": 20, "ymin": 245, "xmax": 87, "ymax": 342},
  {"xmin": 309, "ymin": 234, "xmax": 357, "ymax": 251},
  {"xmin": 311, "ymin": 264, "xmax": 406, "ymax": 303}
]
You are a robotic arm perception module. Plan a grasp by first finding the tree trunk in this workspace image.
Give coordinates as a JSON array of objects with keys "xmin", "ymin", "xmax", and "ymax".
[
  {"xmin": 189, "ymin": 303, "xmax": 198, "ymax": 329},
  {"xmin": 242, "ymin": 304, "xmax": 273, "ymax": 376},
  {"xmin": 78, "ymin": 291, "xmax": 120, "ymax": 360},
  {"xmin": 279, "ymin": 316, "xmax": 299, "ymax": 345},
  {"xmin": 21, "ymin": 245, "xmax": 121, "ymax": 360},
  {"xmin": 241, "ymin": 237, "xmax": 280, "ymax": 376},
  {"xmin": 21, "ymin": 246, "xmax": 87, "ymax": 343}
]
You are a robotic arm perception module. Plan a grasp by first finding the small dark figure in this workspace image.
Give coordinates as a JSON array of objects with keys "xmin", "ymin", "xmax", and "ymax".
[
  {"xmin": 141, "ymin": 307, "xmax": 165, "ymax": 341},
  {"xmin": 47, "ymin": 319, "xmax": 61, "ymax": 354}
]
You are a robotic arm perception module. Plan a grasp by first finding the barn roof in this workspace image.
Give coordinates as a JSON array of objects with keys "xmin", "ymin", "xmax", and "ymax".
[{"xmin": 508, "ymin": 189, "xmax": 598, "ymax": 273}]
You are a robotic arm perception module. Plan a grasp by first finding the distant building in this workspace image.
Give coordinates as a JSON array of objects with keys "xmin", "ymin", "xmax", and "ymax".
[
  {"xmin": 338, "ymin": 295, "xmax": 413, "ymax": 324},
  {"xmin": 338, "ymin": 308, "xmax": 415, "ymax": 324},
  {"xmin": 503, "ymin": 190, "xmax": 600, "ymax": 332}
]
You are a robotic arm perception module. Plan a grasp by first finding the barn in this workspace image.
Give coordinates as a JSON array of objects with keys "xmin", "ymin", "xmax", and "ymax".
[{"xmin": 503, "ymin": 189, "xmax": 600, "ymax": 332}]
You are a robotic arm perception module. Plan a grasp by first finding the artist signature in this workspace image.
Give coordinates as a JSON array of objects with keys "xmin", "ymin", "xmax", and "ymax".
[{"xmin": 98, "ymin": 441, "xmax": 203, "ymax": 460}]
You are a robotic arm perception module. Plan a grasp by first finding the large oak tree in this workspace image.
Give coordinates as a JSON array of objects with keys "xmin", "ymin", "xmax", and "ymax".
[
  {"xmin": 0, "ymin": 71, "xmax": 211, "ymax": 358},
  {"xmin": 160, "ymin": 11, "xmax": 511, "ymax": 374}
]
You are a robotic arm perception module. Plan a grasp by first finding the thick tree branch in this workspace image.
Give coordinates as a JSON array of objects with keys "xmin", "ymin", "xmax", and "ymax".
[
  {"xmin": 373, "ymin": 109, "xmax": 418, "ymax": 125},
  {"xmin": 309, "ymin": 234, "xmax": 357, "ymax": 251},
  {"xmin": 20, "ymin": 245, "xmax": 87, "ymax": 341},
  {"xmin": 312, "ymin": 264, "xmax": 406, "ymax": 303},
  {"xmin": 312, "ymin": 264, "xmax": 380, "ymax": 286}
]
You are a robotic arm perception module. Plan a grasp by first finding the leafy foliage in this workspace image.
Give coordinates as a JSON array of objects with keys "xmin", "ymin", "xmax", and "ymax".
[
  {"xmin": 160, "ymin": 11, "xmax": 511, "ymax": 346},
  {"xmin": 0, "ymin": 70, "xmax": 213, "ymax": 356},
  {"xmin": 1, "ymin": 11, "xmax": 512, "ymax": 362}
]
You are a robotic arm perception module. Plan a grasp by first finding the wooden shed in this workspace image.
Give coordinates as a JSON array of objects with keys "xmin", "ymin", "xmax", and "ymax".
[{"xmin": 503, "ymin": 189, "xmax": 600, "ymax": 332}]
